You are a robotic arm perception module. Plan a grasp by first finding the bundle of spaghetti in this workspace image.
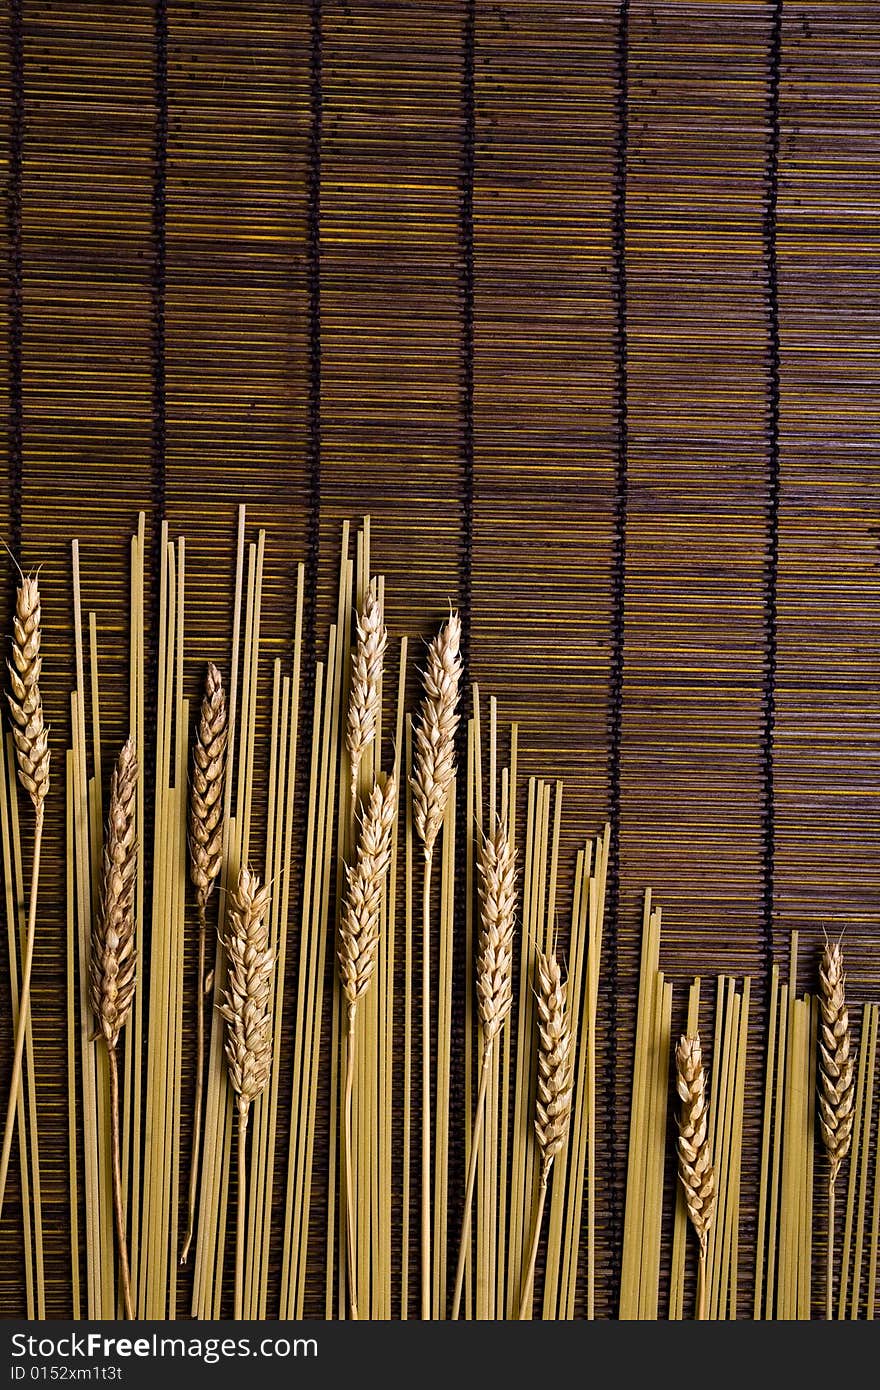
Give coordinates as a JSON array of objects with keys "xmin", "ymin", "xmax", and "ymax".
[
  {"xmin": 540, "ymin": 832, "xmax": 590, "ymax": 1319},
  {"xmin": 430, "ymin": 771, "xmax": 456, "ymax": 1318},
  {"xmin": 619, "ymin": 891, "xmax": 672, "ymax": 1320},
  {"xmin": 192, "ymin": 514, "xmax": 266, "ymax": 1317},
  {"xmin": 757, "ymin": 933, "xmax": 815, "ymax": 1320},
  {"xmin": 400, "ymin": 717, "xmax": 415, "ymax": 1319},
  {"xmin": 459, "ymin": 691, "xmax": 516, "ymax": 1321},
  {"xmin": 842, "ymin": 1001, "xmax": 878, "ymax": 1319},
  {"xmin": 698, "ymin": 975, "xmax": 750, "ymax": 1319},
  {"xmin": 542, "ymin": 822, "xmax": 610, "ymax": 1319},
  {"xmin": 868, "ymin": 1009, "xmax": 880, "ymax": 1320},
  {"xmin": 0, "ymin": 722, "xmax": 44, "ymax": 1316},
  {"xmin": 837, "ymin": 1000, "xmax": 878, "ymax": 1319},
  {"xmin": 347, "ymin": 538, "xmax": 408, "ymax": 1322},
  {"xmin": 776, "ymin": 974, "xmax": 811, "ymax": 1317},
  {"xmin": 752, "ymin": 964, "xmax": 780, "ymax": 1319},
  {"xmin": 492, "ymin": 718, "xmax": 518, "ymax": 1321},
  {"xmin": 240, "ymin": 564, "xmax": 305, "ymax": 1317},
  {"xmin": 412, "ymin": 607, "xmax": 462, "ymax": 1321},
  {"xmin": 325, "ymin": 530, "xmax": 375, "ymax": 1320},
  {"xmin": 0, "ymin": 577, "xmax": 47, "ymax": 1317},
  {"xmin": 65, "ymin": 524, "xmax": 150, "ymax": 1318},
  {"xmin": 280, "ymin": 523, "xmax": 350, "ymax": 1319},
  {"xmin": 463, "ymin": 692, "xmax": 482, "ymax": 1319},
  {"xmin": 669, "ymin": 978, "xmax": 702, "ymax": 1319},
  {"xmin": 326, "ymin": 533, "xmax": 357, "ymax": 1320},
  {"xmin": 503, "ymin": 777, "xmax": 561, "ymax": 1317},
  {"xmin": 139, "ymin": 529, "xmax": 188, "ymax": 1317},
  {"xmin": 471, "ymin": 694, "xmax": 489, "ymax": 1319},
  {"xmin": 338, "ymin": 528, "xmax": 407, "ymax": 1321},
  {"xmin": 123, "ymin": 517, "xmax": 146, "ymax": 1310},
  {"xmin": 68, "ymin": 539, "xmax": 115, "ymax": 1317},
  {"xmin": 372, "ymin": 632, "xmax": 406, "ymax": 1319}
]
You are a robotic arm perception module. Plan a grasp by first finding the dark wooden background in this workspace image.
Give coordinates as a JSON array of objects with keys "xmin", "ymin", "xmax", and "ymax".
[{"xmin": 1, "ymin": 0, "xmax": 879, "ymax": 1318}]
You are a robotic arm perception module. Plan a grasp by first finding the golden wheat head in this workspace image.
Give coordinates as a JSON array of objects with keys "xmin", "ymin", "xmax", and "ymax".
[
  {"xmin": 675, "ymin": 1032, "xmax": 716, "ymax": 1258},
  {"xmin": 346, "ymin": 587, "xmax": 387, "ymax": 798},
  {"xmin": 411, "ymin": 610, "xmax": 462, "ymax": 859},
  {"xmin": 90, "ymin": 739, "xmax": 138, "ymax": 1049},
  {"xmin": 219, "ymin": 866, "xmax": 274, "ymax": 1116},
  {"xmin": 338, "ymin": 771, "xmax": 397, "ymax": 1020},
  {"xmin": 189, "ymin": 661, "xmax": 228, "ymax": 911},
  {"xmin": 818, "ymin": 937, "xmax": 855, "ymax": 1185},
  {"xmin": 534, "ymin": 946, "xmax": 572, "ymax": 1177},
  {"xmin": 476, "ymin": 815, "xmax": 517, "ymax": 1046},
  {"xmin": 7, "ymin": 573, "xmax": 50, "ymax": 811}
]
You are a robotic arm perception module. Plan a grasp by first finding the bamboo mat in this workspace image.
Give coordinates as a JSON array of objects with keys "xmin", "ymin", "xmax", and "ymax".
[{"xmin": 1, "ymin": 0, "xmax": 879, "ymax": 1318}]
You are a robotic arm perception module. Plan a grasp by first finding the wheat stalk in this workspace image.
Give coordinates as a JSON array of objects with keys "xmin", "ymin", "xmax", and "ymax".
[
  {"xmin": 89, "ymin": 738, "xmax": 138, "ymax": 1320},
  {"xmin": 338, "ymin": 770, "xmax": 397, "ymax": 1318},
  {"xmin": 519, "ymin": 945, "xmax": 572, "ymax": 1319},
  {"xmin": 675, "ymin": 1032, "xmax": 716, "ymax": 1319},
  {"xmin": 451, "ymin": 813, "xmax": 516, "ymax": 1318},
  {"xmin": 411, "ymin": 610, "xmax": 461, "ymax": 1319},
  {"xmin": 346, "ymin": 586, "xmax": 386, "ymax": 801},
  {"xmin": 219, "ymin": 865, "xmax": 273, "ymax": 1319},
  {"xmin": 0, "ymin": 572, "xmax": 51, "ymax": 1218},
  {"xmin": 818, "ymin": 935, "xmax": 855, "ymax": 1319},
  {"xmin": 181, "ymin": 662, "xmax": 228, "ymax": 1266}
]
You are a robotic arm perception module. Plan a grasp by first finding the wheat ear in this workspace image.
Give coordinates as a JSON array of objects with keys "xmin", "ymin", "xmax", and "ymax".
[
  {"xmin": 519, "ymin": 945, "xmax": 572, "ymax": 1319},
  {"xmin": 338, "ymin": 770, "xmax": 397, "ymax": 1319},
  {"xmin": 181, "ymin": 662, "xmax": 228, "ymax": 1266},
  {"xmin": 818, "ymin": 935, "xmax": 855, "ymax": 1319},
  {"xmin": 219, "ymin": 866, "xmax": 273, "ymax": 1320},
  {"xmin": 412, "ymin": 610, "xmax": 462, "ymax": 861},
  {"xmin": 451, "ymin": 814, "xmax": 516, "ymax": 1318},
  {"xmin": 411, "ymin": 610, "xmax": 461, "ymax": 1319},
  {"xmin": 675, "ymin": 1032, "xmax": 716, "ymax": 1319},
  {"xmin": 346, "ymin": 586, "xmax": 386, "ymax": 801},
  {"xmin": 89, "ymin": 738, "xmax": 138, "ymax": 1319},
  {"xmin": 0, "ymin": 573, "xmax": 51, "ymax": 1218}
]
